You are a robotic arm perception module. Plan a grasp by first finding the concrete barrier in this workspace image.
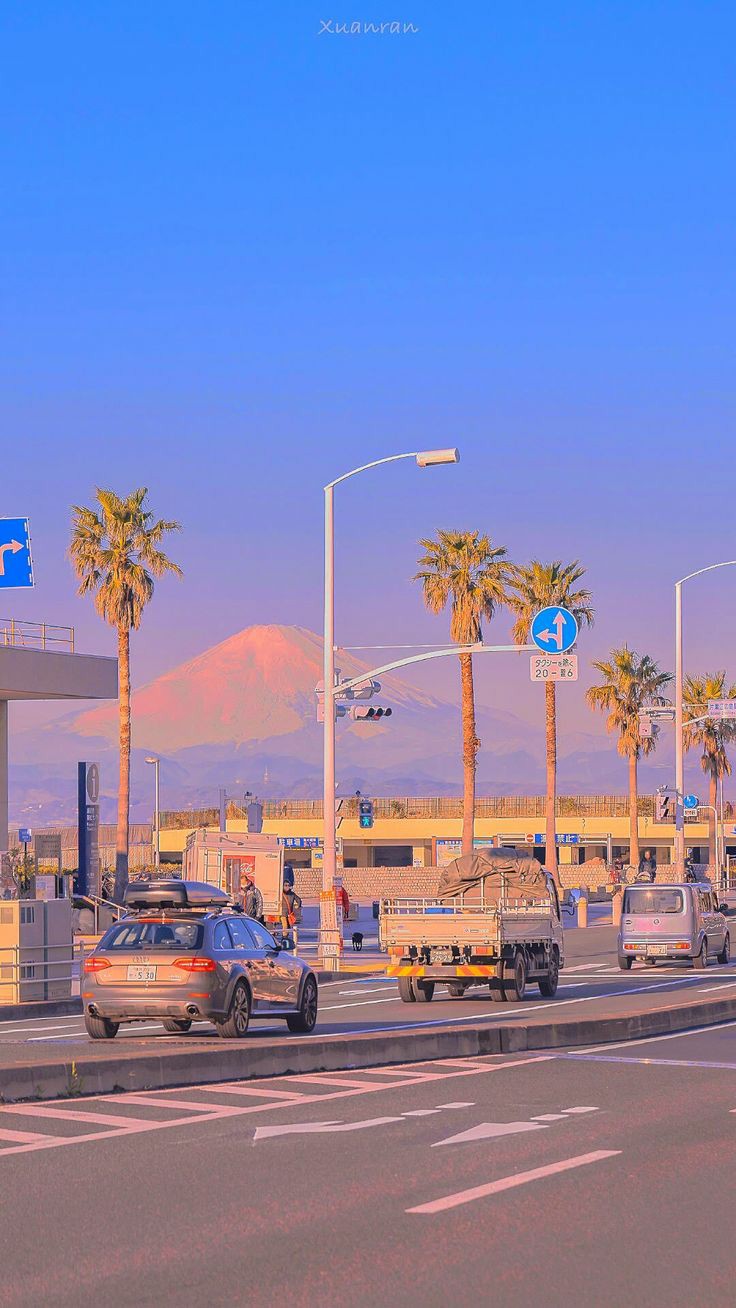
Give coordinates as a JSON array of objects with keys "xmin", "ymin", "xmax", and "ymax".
[{"xmin": 3, "ymin": 989, "xmax": 736, "ymax": 1104}]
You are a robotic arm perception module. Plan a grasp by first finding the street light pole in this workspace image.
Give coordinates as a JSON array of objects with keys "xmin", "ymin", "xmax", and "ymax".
[
  {"xmin": 674, "ymin": 560, "xmax": 736, "ymax": 876},
  {"xmin": 320, "ymin": 448, "xmax": 460, "ymax": 966},
  {"xmin": 145, "ymin": 757, "xmax": 160, "ymax": 870}
]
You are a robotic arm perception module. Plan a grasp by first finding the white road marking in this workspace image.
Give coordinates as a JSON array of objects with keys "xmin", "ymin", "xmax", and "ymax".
[
  {"xmin": 436, "ymin": 1101, "xmax": 476, "ymax": 1109},
  {"xmin": 433, "ymin": 1120, "xmax": 546, "ymax": 1147},
  {"xmin": 532, "ymin": 1114, "xmax": 566, "ymax": 1121},
  {"xmin": 563, "ymin": 964, "xmax": 609, "ymax": 973},
  {"xmin": 563, "ymin": 1106, "xmax": 599, "ymax": 1114},
  {"xmin": 402, "ymin": 1109, "xmax": 441, "ymax": 1117},
  {"xmin": 0, "ymin": 1127, "xmax": 55, "ymax": 1142},
  {"xmin": 0, "ymin": 1023, "xmax": 86, "ymax": 1036},
  {"xmin": 5, "ymin": 1105, "xmax": 166, "ymax": 1128},
  {"xmin": 407, "ymin": 1151, "xmax": 622, "ymax": 1213},
  {"xmin": 254, "ymin": 1116, "xmax": 403, "ymax": 1142},
  {"xmin": 29, "ymin": 1024, "xmax": 164, "ymax": 1041},
  {"xmin": 193, "ymin": 1085, "xmax": 308, "ymax": 1100}
]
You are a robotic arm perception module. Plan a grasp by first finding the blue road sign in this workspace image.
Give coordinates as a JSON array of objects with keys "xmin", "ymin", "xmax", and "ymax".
[
  {"xmin": 0, "ymin": 518, "xmax": 33, "ymax": 589},
  {"xmin": 531, "ymin": 606, "xmax": 578, "ymax": 654},
  {"xmin": 683, "ymin": 794, "xmax": 699, "ymax": 810},
  {"xmin": 18, "ymin": 828, "xmax": 32, "ymax": 844}
]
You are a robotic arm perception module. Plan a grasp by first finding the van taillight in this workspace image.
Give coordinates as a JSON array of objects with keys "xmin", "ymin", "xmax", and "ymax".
[
  {"xmin": 84, "ymin": 956, "xmax": 111, "ymax": 973},
  {"xmin": 173, "ymin": 957, "xmax": 216, "ymax": 973}
]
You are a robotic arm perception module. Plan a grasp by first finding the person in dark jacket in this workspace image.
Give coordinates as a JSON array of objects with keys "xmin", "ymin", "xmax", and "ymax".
[{"xmin": 637, "ymin": 849, "xmax": 657, "ymax": 882}]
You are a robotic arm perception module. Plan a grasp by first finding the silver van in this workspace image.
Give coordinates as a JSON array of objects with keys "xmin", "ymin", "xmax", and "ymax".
[{"xmin": 618, "ymin": 882, "xmax": 729, "ymax": 970}]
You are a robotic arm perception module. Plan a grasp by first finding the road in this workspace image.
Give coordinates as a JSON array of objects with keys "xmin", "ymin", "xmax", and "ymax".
[
  {"xmin": 2, "ymin": 921, "xmax": 735, "ymax": 1062},
  {"xmin": 0, "ymin": 1020, "xmax": 735, "ymax": 1305}
]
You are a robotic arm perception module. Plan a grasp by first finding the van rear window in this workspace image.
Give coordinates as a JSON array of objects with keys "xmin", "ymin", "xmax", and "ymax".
[{"xmin": 623, "ymin": 888, "xmax": 684, "ymax": 915}]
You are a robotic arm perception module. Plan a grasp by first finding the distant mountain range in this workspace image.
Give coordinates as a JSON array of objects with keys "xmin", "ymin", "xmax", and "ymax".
[{"xmin": 8, "ymin": 624, "xmax": 673, "ymax": 826}]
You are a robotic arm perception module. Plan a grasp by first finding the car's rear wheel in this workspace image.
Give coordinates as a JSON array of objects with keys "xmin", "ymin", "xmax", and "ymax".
[
  {"xmin": 397, "ymin": 975, "xmax": 416, "ymax": 1003},
  {"xmin": 718, "ymin": 933, "xmax": 731, "ymax": 965},
  {"xmin": 215, "ymin": 982, "xmax": 251, "ymax": 1038},
  {"xmin": 84, "ymin": 1013, "xmax": 119, "ymax": 1040},
  {"xmin": 162, "ymin": 1018, "xmax": 192, "ymax": 1034},
  {"xmin": 693, "ymin": 938, "xmax": 708, "ymax": 970},
  {"xmin": 618, "ymin": 955, "xmax": 633, "ymax": 970},
  {"xmin": 287, "ymin": 975, "xmax": 318, "ymax": 1033}
]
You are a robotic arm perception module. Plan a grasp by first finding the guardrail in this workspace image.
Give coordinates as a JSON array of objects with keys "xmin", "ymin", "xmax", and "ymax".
[
  {"xmin": 0, "ymin": 618, "xmax": 75, "ymax": 652},
  {"xmin": 0, "ymin": 941, "xmax": 84, "ymax": 1000}
]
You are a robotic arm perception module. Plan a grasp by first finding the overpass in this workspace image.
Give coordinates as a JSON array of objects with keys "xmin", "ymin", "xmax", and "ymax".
[{"xmin": 0, "ymin": 619, "xmax": 118, "ymax": 852}]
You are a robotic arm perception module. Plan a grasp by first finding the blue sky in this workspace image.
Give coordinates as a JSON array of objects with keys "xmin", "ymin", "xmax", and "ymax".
[{"xmin": 2, "ymin": 1, "xmax": 735, "ymax": 769}]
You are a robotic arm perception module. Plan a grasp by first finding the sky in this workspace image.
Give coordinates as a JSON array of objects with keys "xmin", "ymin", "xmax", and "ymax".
[{"xmin": 2, "ymin": 0, "xmax": 736, "ymax": 789}]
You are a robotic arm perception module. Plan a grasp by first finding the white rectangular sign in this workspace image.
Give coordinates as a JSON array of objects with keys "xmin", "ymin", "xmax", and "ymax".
[
  {"xmin": 707, "ymin": 700, "xmax": 736, "ymax": 719},
  {"xmin": 530, "ymin": 654, "xmax": 578, "ymax": 683}
]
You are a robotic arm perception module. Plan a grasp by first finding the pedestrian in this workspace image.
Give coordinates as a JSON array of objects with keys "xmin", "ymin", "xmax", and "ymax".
[
  {"xmin": 242, "ymin": 875, "xmax": 263, "ymax": 921},
  {"xmin": 637, "ymin": 848, "xmax": 657, "ymax": 883}
]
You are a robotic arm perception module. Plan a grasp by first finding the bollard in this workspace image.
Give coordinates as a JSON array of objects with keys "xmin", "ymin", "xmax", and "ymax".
[{"xmin": 577, "ymin": 892, "xmax": 588, "ymax": 928}]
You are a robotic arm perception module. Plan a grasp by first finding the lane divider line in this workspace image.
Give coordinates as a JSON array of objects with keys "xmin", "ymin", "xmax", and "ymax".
[{"xmin": 406, "ymin": 1150, "xmax": 622, "ymax": 1214}]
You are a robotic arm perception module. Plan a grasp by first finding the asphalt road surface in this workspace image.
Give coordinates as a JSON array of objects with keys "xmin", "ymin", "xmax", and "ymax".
[
  {"xmin": 2, "ymin": 922, "xmax": 735, "ymax": 1058},
  {"xmin": 1, "ymin": 1020, "xmax": 736, "ymax": 1305}
]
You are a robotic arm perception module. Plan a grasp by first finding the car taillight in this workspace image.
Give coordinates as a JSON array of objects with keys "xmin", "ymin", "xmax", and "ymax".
[
  {"xmin": 173, "ymin": 957, "xmax": 217, "ymax": 973},
  {"xmin": 84, "ymin": 956, "xmax": 111, "ymax": 973}
]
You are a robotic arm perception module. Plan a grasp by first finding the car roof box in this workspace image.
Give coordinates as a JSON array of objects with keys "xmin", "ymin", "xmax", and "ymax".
[{"xmin": 124, "ymin": 880, "xmax": 232, "ymax": 910}]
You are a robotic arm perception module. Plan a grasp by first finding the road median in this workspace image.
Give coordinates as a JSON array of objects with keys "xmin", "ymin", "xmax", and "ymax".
[{"xmin": 2, "ymin": 987, "xmax": 736, "ymax": 1103}]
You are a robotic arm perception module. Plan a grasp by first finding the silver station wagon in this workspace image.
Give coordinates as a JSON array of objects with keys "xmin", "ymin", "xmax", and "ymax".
[
  {"xmin": 618, "ymin": 881, "xmax": 730, "ymax": 970},
  {"xmin": 82, "ymin": 879, "xmax": 319, "ymax": 1040}
]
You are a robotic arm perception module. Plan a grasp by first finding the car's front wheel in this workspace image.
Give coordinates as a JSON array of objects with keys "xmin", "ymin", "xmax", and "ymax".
[
  {"xmin": 84, "ymin": 1013, "xmax": 119, "ymax": 1040},
  {"xmin": 287, "ymin": 975, "xmax": 319, "ymax": 1034},
  {"xmin": 215, "ymin": 982, "xmax": 251, "ymax": 1038}
]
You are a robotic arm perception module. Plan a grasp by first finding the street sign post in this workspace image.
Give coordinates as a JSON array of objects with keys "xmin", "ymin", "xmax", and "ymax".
[
  {"xmin": 530, "ymin": 606, "xmax": 578, "ymax": 655},
  {"xmin": 0, "ymin": 518, "xmax": 33, "ymax": 589},
  {"xmin": 529, "ymin": 653, "xmax": 578, "ymax": 682},
  {"xmin": 707, "ymin": 700, "xmax": 736, "ymax": 720}
]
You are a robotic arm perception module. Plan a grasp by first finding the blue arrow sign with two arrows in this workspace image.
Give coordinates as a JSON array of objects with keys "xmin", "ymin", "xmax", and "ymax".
[{"xmin": 530, "ymin": 605, "xmax": 578, "ymax": 654}]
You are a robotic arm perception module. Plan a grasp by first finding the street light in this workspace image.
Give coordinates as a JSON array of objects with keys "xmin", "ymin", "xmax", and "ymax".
[
  {"xmin": 675, "ymin": 561, "xmax": 736, "ymax": 875},
  {"xmin": 145, "ymin": 756, "xmax": 160, "ymax": 870},
  {"xmin": 321, "ymin": 447, "xmax": 459, "ymax": 966}
]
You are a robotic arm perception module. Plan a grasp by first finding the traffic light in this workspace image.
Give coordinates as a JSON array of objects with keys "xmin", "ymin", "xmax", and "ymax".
[
  {"xmin": 655, "ymin": 793, "xmax": 674, "ymax": 822},
  {"xmin": 358, "ymin": 797, "xmax": 374, "ymax": 829},
  {"xmin": 349, "ymin": 705, "xmax": 393, "ymax": 721}
]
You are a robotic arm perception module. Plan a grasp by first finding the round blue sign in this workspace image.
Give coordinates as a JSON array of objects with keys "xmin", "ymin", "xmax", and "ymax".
[
  {"xmin": 683, "ymin": 794, "xmax": 699, "ymax": 810},
  {"xmin": 530, "ymin": 606, "xmax": 579, "ymax": 654}
]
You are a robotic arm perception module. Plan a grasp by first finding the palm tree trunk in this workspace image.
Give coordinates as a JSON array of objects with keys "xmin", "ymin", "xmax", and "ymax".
[
  {"xmin": 460, "ymin": 652, "xmax": 478, "ymax": 855},
  {"xmin": 545, "ymin": 682, "xmax": 558, "ymax": 879},
  {"xmin": 709, "ymin": 772, "xmax": 718, "ymax": 872},
  {"xmin": 115, "ymin": 623, "xmax": 131, "ymax": 902},
  {"xmin": 628, "ymin": 751, "xmax": 640, "ymax": 868}
]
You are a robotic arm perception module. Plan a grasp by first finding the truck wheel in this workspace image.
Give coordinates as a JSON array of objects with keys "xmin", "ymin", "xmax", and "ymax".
[
  {"xmin": 414, "ymin": 980, "xmax": 435, "ymax": 1003},
  {"xmin": 490, "ymin": 966, "xmax": 508, "ymax": 1001},
  {"xmin": 504, "ymin": 950, "xmax": 527, "ymax": 1001},
  {"xmin": 447, "ymin": 983, "xmax": 465, "ymax": 998},
  {"xmin": 397, "ymin": 976, "xmax": 416, "ymax": 1003},
  {"xmin": 538, "ymin": 949, "xmax": 559, "ymax": 998}
]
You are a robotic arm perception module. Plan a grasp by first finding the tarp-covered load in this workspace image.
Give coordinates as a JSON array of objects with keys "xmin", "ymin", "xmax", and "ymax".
[{"xmin": 436, "ymin": 847, "xmax": 547, "ymax": 905}]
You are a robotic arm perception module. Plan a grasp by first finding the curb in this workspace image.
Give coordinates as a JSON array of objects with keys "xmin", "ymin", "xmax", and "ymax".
[{"xmin": 2, "ymin": 991, "xmax": 736, "ymax": 1104}]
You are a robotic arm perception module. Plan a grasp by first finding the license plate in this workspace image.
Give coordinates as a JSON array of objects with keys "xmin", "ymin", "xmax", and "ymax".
[
  {"xmin": 127, "ymin": 965, "xmax": 157, "ymax": 982},
  {"xmin": 647, "ymin": 944, "xmax": 667, "ymax": 956}
]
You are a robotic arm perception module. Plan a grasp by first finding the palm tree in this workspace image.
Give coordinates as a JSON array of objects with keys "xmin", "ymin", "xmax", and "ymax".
[
  {"xmin": 70, "ymin": 488, "xmax": 182, "ymax": 900},
  {"xmin": 508, "ymin": 561, "xmax": 594, "ymax": 878},
  {"xmin": 415, "ymin": 531, "xmax": 510, "ymax": 853},
  {"xmin": 683, "ymin": 672, "xmax": 736, "ymax": 871},
  {"xmin": 586, "ymin": 647, "xmax": 671, "ymax": 868}
]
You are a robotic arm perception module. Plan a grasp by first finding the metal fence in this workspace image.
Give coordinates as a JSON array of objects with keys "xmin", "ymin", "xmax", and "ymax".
[
  {"xmin": 259, "ymin": 795, "xmax": 690, "ymax": 821},
  {"xmin": 0, "ymin": 618, "xmax": 75, "ymax": 652},
  {"xmin": 0, "ymin": 941, "xmax": 83, "ymax": 1000}
]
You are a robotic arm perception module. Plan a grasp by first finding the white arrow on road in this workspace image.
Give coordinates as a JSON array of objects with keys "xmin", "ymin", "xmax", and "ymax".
[
  {"xmin": 254, "ymin": 1115, "xmax": 403, "ymax": 1142},
  {"xmin": 432, "ymin": 1121, "xmax": 548, "ymax": 1147},
  {"xmin": 0, "ymin": 539, "xmax": 23, "ymax": 577}
]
